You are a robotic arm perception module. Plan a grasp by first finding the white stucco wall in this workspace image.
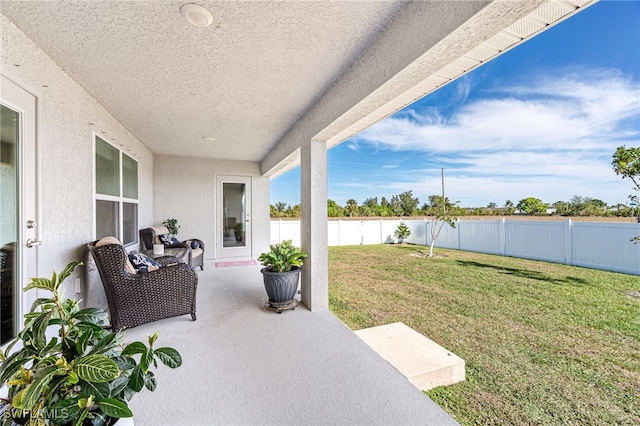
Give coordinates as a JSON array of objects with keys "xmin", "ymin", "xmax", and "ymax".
[
  {"xmin": 153, "ymin": 155, "xmax": 270, "ymax": 260},
  {"xmin": 1, "ymin": 15, "xmax": 154, "ymax": 307}
]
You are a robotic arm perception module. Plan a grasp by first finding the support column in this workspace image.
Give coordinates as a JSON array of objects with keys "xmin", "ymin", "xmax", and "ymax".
[{"xmin": 300, "ymin": 139, "xmax": 328, "ymax": 311}]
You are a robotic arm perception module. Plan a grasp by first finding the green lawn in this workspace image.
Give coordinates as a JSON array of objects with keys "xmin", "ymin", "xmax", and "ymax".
[{"xmin": 328, "ymin": 245, "xmax": 640, "ymax": 425}]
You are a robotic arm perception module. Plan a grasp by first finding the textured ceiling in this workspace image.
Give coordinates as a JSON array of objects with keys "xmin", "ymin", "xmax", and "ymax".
[
  {"xmin": 0, "ymin": 0, "xmax": 405, "ymax": 161},
  {"xmin": 1, "ymin": 0, "xmax": 597, "ymax": 167}
]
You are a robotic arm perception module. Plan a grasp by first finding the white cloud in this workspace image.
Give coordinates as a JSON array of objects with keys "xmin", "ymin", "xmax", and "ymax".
[
  {"xmin": 354, "ymin": 69, "xmax": 638, "ymax": 153},
  {"xmin": 344, "ymin": 69, "xmax": 640, "ymax": 206}
]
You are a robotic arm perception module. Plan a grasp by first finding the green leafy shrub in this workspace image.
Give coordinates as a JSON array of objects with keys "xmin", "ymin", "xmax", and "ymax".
[
  {"xmin": 162, "ymin": 218, "xmax": 180, "ymax": 235},
  {"xmin": 0, "ymin": 262, "xmax": 182, "ymax": 425},
  {"xmin": 394, "ymin": 221, "xmax": 411, "ymax": 242},
  {"xmin": 258, "ymin": 240, "xmax": 307, "ymax": 272}
]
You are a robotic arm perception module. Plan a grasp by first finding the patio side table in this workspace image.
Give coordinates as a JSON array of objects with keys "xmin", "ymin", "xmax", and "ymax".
[{"xmin": 143, "ymin": 247, "xmax": 190, "ymax": 266}]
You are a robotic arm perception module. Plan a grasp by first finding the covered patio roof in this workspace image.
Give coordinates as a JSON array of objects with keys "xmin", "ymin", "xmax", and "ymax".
[{"xmin": 0, "ymin": 0, "xmax": 596, "ymax": 175}]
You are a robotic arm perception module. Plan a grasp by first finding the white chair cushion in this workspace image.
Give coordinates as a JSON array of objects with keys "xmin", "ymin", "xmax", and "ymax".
[
  {"xmin": 95, "ymin": 236, "xmax": 137, "ymax": 275},
  {"xmin": 152, "ymin": 226, "xmax": 170, "ymax": 244},
  {"xmin": 96, "ymin": 236, "xmax": 122, "ymax": 247}
]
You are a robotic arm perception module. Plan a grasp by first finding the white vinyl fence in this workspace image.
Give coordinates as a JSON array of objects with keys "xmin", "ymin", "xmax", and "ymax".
[{"xmin": 270, "ymin": 218, "xmax": 640, "ymax": 276}]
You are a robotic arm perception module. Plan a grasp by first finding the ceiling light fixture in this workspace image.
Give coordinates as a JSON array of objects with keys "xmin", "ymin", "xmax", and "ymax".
[
  {"xmin": 181, "ymin": 4, "xmax": 214, "ymax": 27},
  {"xmin": 203, "ymin": 136, "xmax": 215, "ymax": 141}
]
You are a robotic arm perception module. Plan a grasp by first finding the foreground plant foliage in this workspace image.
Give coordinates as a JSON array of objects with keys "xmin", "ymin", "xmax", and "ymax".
[
  {"xmin": 258, "ymin": 240, "xmax": 307, "ymax": 272},
  {"xmin": 329, "ymin": 245, "xmax": 640, "ymax": 425},
  {"xmin": 0, "ymin": 262, "xmax": 182, "ymax": 426}
]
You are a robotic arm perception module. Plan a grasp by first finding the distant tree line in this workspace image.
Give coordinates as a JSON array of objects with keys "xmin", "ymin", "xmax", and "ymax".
[
  {"xmin": 271, "ymin": 192, "xmax": 634, "ymax": 219},
  {"xmin": 273, "ymin": 146, "xmax": 640, "ymax": 219}
]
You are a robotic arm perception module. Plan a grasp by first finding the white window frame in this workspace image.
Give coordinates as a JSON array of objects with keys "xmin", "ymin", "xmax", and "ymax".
[{"xmin": 93, "ymin": 133, "xmax": 138, "ymax": 246}]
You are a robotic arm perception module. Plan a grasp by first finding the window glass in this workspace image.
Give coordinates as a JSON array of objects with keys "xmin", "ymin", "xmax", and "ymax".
[
  {"xmin": 1, "ymin": 104, "xmax": 19, "ymax": 345},
  {"xmin": 94, "ymin": 136, "xmax": 138, "ymax": 245},
  {"xmin": 122, "ymin": 203, "xmax": 138, "ymax": 246},
  {"xmin": 95, "ymin": 137, "xmax": 120, "ymax": 196},
  {"xmin": 223, "ymin": 183, "xmax": 246, "ymax": 248},
  {"xmin": 96, "ymin": 200, "xmax": 119, "ymax": 240},
  {"xmin": 122, "ymin": 154, "xmax": 138, "ymax": 199}
]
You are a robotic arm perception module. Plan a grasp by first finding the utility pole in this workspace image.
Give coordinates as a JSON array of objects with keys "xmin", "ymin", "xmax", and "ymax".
[{"xmin": 441, "ymin": 168, "xmax": 446, "ymax": 215}]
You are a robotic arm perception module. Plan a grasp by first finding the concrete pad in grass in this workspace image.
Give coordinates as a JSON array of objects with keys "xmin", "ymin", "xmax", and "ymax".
[{"xmin": 356, "ymin": 322, "xmax": 465, "ymax": 391}]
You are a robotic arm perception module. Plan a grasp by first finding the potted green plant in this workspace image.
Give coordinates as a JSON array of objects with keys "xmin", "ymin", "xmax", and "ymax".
[
  {"xmin": 0, "ymin": 261, "xmax": 182, "ymax": 425},
  {"xmin": 233, "ymin": 223, "xmax": 244, "ymax": 242},
  {"xmin": 258, "ymin": 240, "xmax": 307, "ymax": 310},
  {"xmin": 162, "ymin": 218, "xmax": 180, "ymax": 236}
]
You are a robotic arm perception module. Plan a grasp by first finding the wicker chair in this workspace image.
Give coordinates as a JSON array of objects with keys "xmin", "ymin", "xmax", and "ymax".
[
  {"xmin": 87, "ymin": 240, "xmax": 197, "ymax": 331},
  {"xmin": 139, "ymin": 226, "xmax": 205, "ymax": 270}
]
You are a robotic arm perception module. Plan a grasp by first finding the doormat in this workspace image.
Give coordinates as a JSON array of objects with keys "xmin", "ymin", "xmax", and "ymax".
[{"xmin": 215, "ymin": 260, "xmax": 257, "ymax": 268}]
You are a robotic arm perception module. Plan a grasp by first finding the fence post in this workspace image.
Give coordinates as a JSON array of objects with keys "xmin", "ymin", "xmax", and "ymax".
[
  {"xmin": 564, "ymin": 219, "xmax": 572, "ymax": 265},
  {"xmin": 278, "ymin": 219, "xmax": 282, "ymax": 243},
  {"xmin": 457, "ymin": 219, "xmax": 461, "ymax": 250},
  {"xmin": 426, "ymin": 219, "xmax": 430, "ymax": 246},
  {"xmin": 360, "ymin": 220, "xmax": 364, "ymax": 245},
  {"xmin": 424, "ymin": 219, "xmax": 428, "ymax": 246},
  {"xmin": 501, "ymin": 218, "xmax": 506, "ymax": 256}
]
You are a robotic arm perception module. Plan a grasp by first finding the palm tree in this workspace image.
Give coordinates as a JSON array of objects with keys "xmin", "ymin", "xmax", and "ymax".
[
  {"xmin": 345, "ymin": 199, "xmax": 358, "ymax": 217},
  {"xmin": 270, "ymin": 202, "xmax": 289, "ymax": 218}
]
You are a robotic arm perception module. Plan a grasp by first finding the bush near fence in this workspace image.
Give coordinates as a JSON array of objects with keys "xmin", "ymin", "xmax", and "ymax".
[{"xmin": 270, "ymin": 218, "xmax": 640, "ymax": 276}]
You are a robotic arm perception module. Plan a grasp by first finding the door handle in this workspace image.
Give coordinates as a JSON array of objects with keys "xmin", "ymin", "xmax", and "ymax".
[{"xmin": 26, "ymin": 239, "xmax": 42, "ymax": 248}]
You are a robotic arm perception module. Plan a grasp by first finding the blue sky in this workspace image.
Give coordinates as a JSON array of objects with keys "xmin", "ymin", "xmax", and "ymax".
[{"xmin": 271, "ymin": 0, "xmax": 640, "ymax": 208}]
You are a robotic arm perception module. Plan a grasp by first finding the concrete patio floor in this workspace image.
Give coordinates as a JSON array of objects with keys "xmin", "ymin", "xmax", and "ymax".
[{"xmin": 124, "ymin": 261, "xmax": 458, "ymax": 425}]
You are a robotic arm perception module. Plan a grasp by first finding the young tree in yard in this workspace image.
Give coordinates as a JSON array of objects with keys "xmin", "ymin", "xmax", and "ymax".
[
  {"xmin": 612, "ymin": 145, "xmax": 640, "ymax": 242},
  {"xmin": 428, "ymin": 195, "xmax": 446, "ymax": 208},
  {"xmin": 428, "ymin": 195, "xmax": 458, "ymax": 257},
  {"xmin": 612, "ymin": 146, "xmax": 640, "ymax": 190},
  {"xmin": 394, "ymin": 221, "xmax": 411, "ymax": 243}
]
